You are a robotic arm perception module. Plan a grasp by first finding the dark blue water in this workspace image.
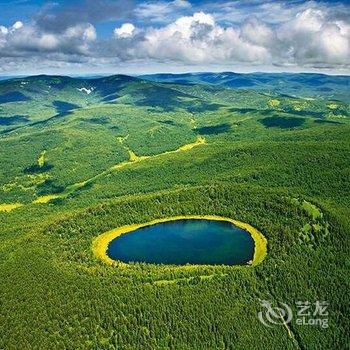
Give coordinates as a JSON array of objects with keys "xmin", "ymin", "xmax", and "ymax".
[{"xmin": 107, "ymin": 219, "xmax": 254, "ymax": 265}]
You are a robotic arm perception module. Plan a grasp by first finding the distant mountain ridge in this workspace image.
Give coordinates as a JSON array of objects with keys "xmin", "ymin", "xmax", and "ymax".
[
  {"xmin": 0, "ymin": 72, "xmax": 349, "ymax": 135},
  {"xmin": 139, "ymin": 72, "xmax": 350, "ymax": 102},
  {"xmin": 0, "ymin": 72, "xmax": 349, "ymax": 102}
]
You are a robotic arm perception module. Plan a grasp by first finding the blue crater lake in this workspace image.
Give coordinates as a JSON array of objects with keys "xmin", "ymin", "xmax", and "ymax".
[{"xmin": 107, "ymin": 219, "xmax": 255, "ymax": 265}]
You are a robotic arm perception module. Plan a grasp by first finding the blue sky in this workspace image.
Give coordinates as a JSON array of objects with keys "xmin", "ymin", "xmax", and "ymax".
[{"xmin": 0, "ymin": 0, "xmax": 349, "ymax": 75}]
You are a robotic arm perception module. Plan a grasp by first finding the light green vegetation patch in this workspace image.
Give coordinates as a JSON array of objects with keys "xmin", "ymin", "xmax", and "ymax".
[
  {"xmin": 268, "ymin": 99, "xmax": 280, "ymax": 108},
  {"xmin": 291, "ymin": 198, "xmax": 329, "ymax": 247},
  {"xmin": 2, "ymin": 173, "xmax": 50, "ymax": 192},
  {"xmin": 301, "ymin": 200, "xmax": 323, "ymax": 220},
  {"xmin": 37, "ymin": 150, "xmax": 46, "ymax": 167},
  {"xmin": 0, "ymin": 203, "xmax": 23, "ymax": 212},
  {"xmin": 327, "ymin": 103, "xmax": 339, "ymax": 110}
]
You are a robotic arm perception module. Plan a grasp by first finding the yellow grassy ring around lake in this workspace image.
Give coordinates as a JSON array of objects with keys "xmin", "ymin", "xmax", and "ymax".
[{"xmin": 92, "ymin": 215, "xmax": 267, "ymax": 267}]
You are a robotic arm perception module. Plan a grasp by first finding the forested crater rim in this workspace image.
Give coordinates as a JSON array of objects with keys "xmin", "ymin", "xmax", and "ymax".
[{"xmin": 92, "ymin": 215, "xmax": 267, "ymax": 267}]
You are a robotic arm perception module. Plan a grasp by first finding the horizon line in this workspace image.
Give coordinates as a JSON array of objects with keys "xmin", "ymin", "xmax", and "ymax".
[{"xmin": 1, "ymin": 70, "xmax": 350, "ymax": 79}]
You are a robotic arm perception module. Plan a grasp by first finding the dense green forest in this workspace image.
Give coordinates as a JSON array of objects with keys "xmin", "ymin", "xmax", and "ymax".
[{"xmin": 0, "ymin": 73, "xmax": 349, "ymax": 349}]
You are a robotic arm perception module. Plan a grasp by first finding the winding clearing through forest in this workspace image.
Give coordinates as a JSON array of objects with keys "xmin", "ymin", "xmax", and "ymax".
[{"xmin": 3, "ymin": 136, "xmax": 207, "ymax": 208}]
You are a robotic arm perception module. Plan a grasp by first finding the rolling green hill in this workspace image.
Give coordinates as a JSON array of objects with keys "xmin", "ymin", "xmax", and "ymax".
[{"xmin": 0, "ymin": 73, "xmax": 349, "ymax": 349}]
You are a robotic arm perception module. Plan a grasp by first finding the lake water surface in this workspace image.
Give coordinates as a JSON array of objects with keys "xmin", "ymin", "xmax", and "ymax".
[{"xmin": 107, "ymin": 219, "xmax": 254, "ymax": 265}]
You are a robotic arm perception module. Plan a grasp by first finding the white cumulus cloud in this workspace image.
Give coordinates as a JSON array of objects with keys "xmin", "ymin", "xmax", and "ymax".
[
  {"xmin": 114, "ymin": 23, "xmax": 136, "ymax": 38},
  {"xmin": 0, "ymin": 1, "xmax": 349, "ymax": 73},
  {"xmin": 12, "ymin": 21, "xmax": 23, "ymax": 30},
  {"xmin": 131, "ymin": 12, "xmax": 271, "ymax": 64},
  {"xmin": 278, "ymin": 8, "xmax": 350, "ymax": 67},
  {"xmin": 129, "ymin": 7, "xmax": 350, "ymax": 69},
  {"xmin": 0, "ymin": 22, "xmax": 97, "ymax": 56}
]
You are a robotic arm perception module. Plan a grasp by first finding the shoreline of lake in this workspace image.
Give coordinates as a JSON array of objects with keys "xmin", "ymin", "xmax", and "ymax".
[{"xmin": 92, "ymin": 215, "xmax": 267, "ymax": 267}]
